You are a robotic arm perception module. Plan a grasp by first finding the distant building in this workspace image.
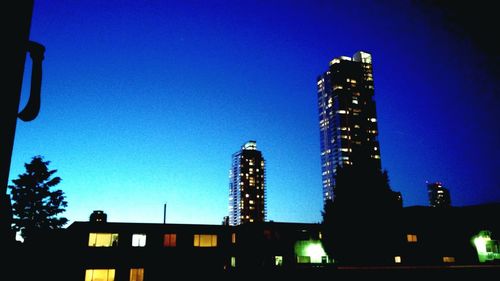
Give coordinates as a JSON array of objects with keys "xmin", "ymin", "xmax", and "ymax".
[
  {"xmin": 317, "ymin": 51, "xmax": 382, "ymax": 202},
  {"xmin": 89, "ymin": 210, "xmax": 107, "ymax": 223},
  {"xmin": 427, "ymin": 182, "xmax": 451, "ymax": 207},
  {"xmin": 229, "ymin": 141, "xmax": 266, "ymax": 226},
  {"xmin": 222, "ymin": 216, "xmax": 229, "ymax": 226}
]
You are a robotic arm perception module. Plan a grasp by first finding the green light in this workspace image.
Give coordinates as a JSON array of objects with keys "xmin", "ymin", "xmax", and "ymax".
[
  {"xmin": 471, "ymin": 230, "xmax": 500, "ymax": 263},
  {"xmin": 294, "ymin": 240, "xmax": 328, "ymax": 264}
]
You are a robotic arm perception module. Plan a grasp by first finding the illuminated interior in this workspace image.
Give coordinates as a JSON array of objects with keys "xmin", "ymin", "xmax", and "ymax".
[
  {"xmin": 163, "ymin": 234, "xmax": 176, "ymax": 247},
  {"xmin": 129, "ymin": 268, "xmax": 144, "ymax": 281},
  {"xmin": 132, "ymin": 234, "xmax": 146, "ymax": 247},
  {"xmin": 275, "ymin": 256, "xmax": 283, "ymax": 266},
  {"xmin": 471, "ymin": 230, "xmax": 500, "ymax": 263},
  {"xmin": 406, "ymin": 234, "xmax": 418, "ymax": 243},
  {"xmin": 85, "ymin": 269, "xmax": 115, "ymax": 281},
  {"xmin": 294, "ymin": 240, "xmax": 329, "ymax": 264},
  {"xmin": 88, "ymin": 233, "xmax": 119, "ymax": 247},
  {"xmin": 193, "ymin": 234, "xmax": 217, "ymax": 247}
]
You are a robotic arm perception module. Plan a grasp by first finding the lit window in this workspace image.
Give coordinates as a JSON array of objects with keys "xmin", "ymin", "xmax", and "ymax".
[
  {"xmin": 297, "ymin": 256, "xmax": 311, "ymax": 264},
  {"xmin": 231, "ymin": 256, "xmax": 236, "ymax": 268},
  {"xmin": 407, "ymin": 234, "xmax": 418, "ymax": 243},
  {"xmin": 129, "ymin": 268, "xmax": 144, "ymax": 281},
  {"xmin": 337, "ymin": 110, "xmax": 347, "ymax": 114},
  {"xmin": 352, "ymin": 99, "xmax": 358, "ymax": 104},
  {"xmin": 132, "ymin": 234, "xmax": 146, "ymax": 247},
  {"xmin": 85, "ymin": 269, "xmax": 115, "ymax": 281},
  {"xmin": 370, "ymin": 118, "xmax": 377, "ymax": 122},
  {"xmin": 231, "ymin": 233, "xmax": 236, "ymax": 244},
  {"xmin": 275, "ymin": 256, "xmax": 283, "ymax": 266},
  {"xmin": 329, "ymin": 58, "xmax": 340, "ymax": 65},
  {"xmin": 443, "ymin": 256, "xmax": 455, "ymax": 263},
  {"xmin": 394, "ymin": 256, "xmax": 402, "ymax": 263},
  {"xmin": 88, "ymin": 233, "xmax": 119, "ymax": 247},
  {"xmin": 163, "ymin": 234, "xmax": 177, "ymax": 247},
  {"xmin": 193, "ymin": 234, "xmax": 217, "ymax": 247}
]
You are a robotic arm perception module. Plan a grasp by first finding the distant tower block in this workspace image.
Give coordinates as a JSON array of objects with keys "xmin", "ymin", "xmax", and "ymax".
[
  {"xmin": 427, "ymin": 182, "xmax": 451, "ymax": 207},
  {"xmin": 317, "ymin": 51, "xmax": 382, "ymax": 203},
  {"xmin": 90, "ymin": 210, "xmax": 107, "ymax": 223},
  {"xmin": 228, "ymin": 141, "xmax": 266, "ymax": 226}
]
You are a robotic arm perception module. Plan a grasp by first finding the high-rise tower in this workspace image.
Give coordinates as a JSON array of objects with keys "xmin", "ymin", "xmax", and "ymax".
[
  {"xmin": 427, "ymin": 181, "xmax": 451, "ymax": 208},
  {"xmin": 228, "ymin": 141, "xmax": 266, "ymax": 226},
  {"xmin": 317, "ymin": 51, "xmax": 382, "ymax": 202}
]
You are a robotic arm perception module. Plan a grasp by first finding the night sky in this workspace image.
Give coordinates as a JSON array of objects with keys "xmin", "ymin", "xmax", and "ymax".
[{"xmin": 10, "ymin": 0, "xmax": 499, "ymax": 225}]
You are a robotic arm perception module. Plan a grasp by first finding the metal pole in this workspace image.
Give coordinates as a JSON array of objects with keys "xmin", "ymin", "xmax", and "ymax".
[{"xmin": 163, "ymin": 203, "xmax": 166, "ymax": 224}]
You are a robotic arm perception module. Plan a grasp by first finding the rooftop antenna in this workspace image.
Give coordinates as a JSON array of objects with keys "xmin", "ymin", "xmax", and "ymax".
[{"xmin": 163, "ymin": 202, "xmax": 167, "ymax": 224}]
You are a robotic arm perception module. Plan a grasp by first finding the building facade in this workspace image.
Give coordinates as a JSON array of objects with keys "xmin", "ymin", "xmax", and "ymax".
[
  {"xmin": 317, "ymin": 51, "xmax": 382, "ymax": 202},
  {"xmin": 427, "ymin": 182, "xmax": 451, "ymax": 207},
  {"xmin": 228, "ymin": 141, "xmax": 266, "ymax": 226}
]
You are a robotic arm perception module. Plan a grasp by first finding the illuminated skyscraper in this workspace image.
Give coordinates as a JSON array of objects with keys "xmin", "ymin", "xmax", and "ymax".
[
  {"xmin": 317, "ymin": 51, "xmax": 382, "ymax": 202},
  {"xmin": 427, "ymin": 181, "xmax": 451, "ymax": 207},
  {"xmin": 228, "ymin": 141, "xmax": 266, "ymax": 226}
]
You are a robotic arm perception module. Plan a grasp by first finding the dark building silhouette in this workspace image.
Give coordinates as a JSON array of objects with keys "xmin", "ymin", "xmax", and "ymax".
[
  {"xmin": 427, "ymin": 181, "xmax": 451, "ymax": 207},
  {"xmin": 229, "ymin": 141, "xmax": 266, "ymax": 226},
  {"xmin": 317, "ymin": 51, "xmax": 382, "ymax": 202},
  {"xmin": 19, "ymin": 204, "xmax": 499, "ymax": 280},
  {"xmin": 89, "ymin": 210, "xmax": 107, "ymax": 223}
]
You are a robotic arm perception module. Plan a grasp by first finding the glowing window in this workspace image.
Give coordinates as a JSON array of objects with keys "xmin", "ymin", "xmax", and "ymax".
[
  {"xmin": 85, "ymin": 269, "xmax": 115, "ymax": 281},
  {"xmin": 394, "ymin": 256, "xmax": 402, "ymax": 263},
  {"xmin": 443, "ymin": 256, "xmax": 455, "ymax": 263},
  {"xmin": 231, "ymin": 233, "xmax": 236, "ymax": 244},
  {"xmin": 294, "ymin": 240, "xmax": 328, "ymax": 264},
  {"xmin": 275, "ymin": 256, "xmax": 283, "ymax": 266},
  {"xmin": 163, "ymin": 234, "xmax": 176, "ymax": 247},
  {"xmin": 297, "ymin": 256, "xmax": 311, "ymax": 263},
  {"xmin": 193, "ymin": 234, "xmax": 217, "ymax": 247},
  {"xmin": 129, "ymin": 268, "xmax": 144, "ymax": 281},
  {"xmin": 132, "ymin": 234, "xmax": 146, "ymax": 247},
  {"xmin": 407, "ymin": 234, "xmax": 418, "ymax": 243},
  {"xmin": 231, "ymin": 256, "xmax": 236, "ymax": 267},
  {"xmin": 88, "ymin": 233, "xmax": 119, "ymax": 247}
]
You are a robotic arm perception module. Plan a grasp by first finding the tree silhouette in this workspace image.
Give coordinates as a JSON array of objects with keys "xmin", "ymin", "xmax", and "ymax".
[
  {"xmin": 8, "ymin": 156, "xmax": 68, "ymax": 242},
  {"xmin": 321, "ymin": 161, "xmax": 403, "ymax": 265}
]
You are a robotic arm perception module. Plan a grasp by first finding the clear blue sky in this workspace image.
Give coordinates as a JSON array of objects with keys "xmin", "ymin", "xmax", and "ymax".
[{"xmin": 10, "ymin": 0, "xmax": 499, "ymax": 225}]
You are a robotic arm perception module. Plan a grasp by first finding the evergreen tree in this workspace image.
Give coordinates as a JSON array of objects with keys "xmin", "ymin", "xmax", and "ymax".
[
  {"xmin": 8, "ymin": 156, "xmax": 68, "ymax": 242},
  {"xmin": 321, "ymin": 162, "xmax": 403, "ymax": 265}
]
